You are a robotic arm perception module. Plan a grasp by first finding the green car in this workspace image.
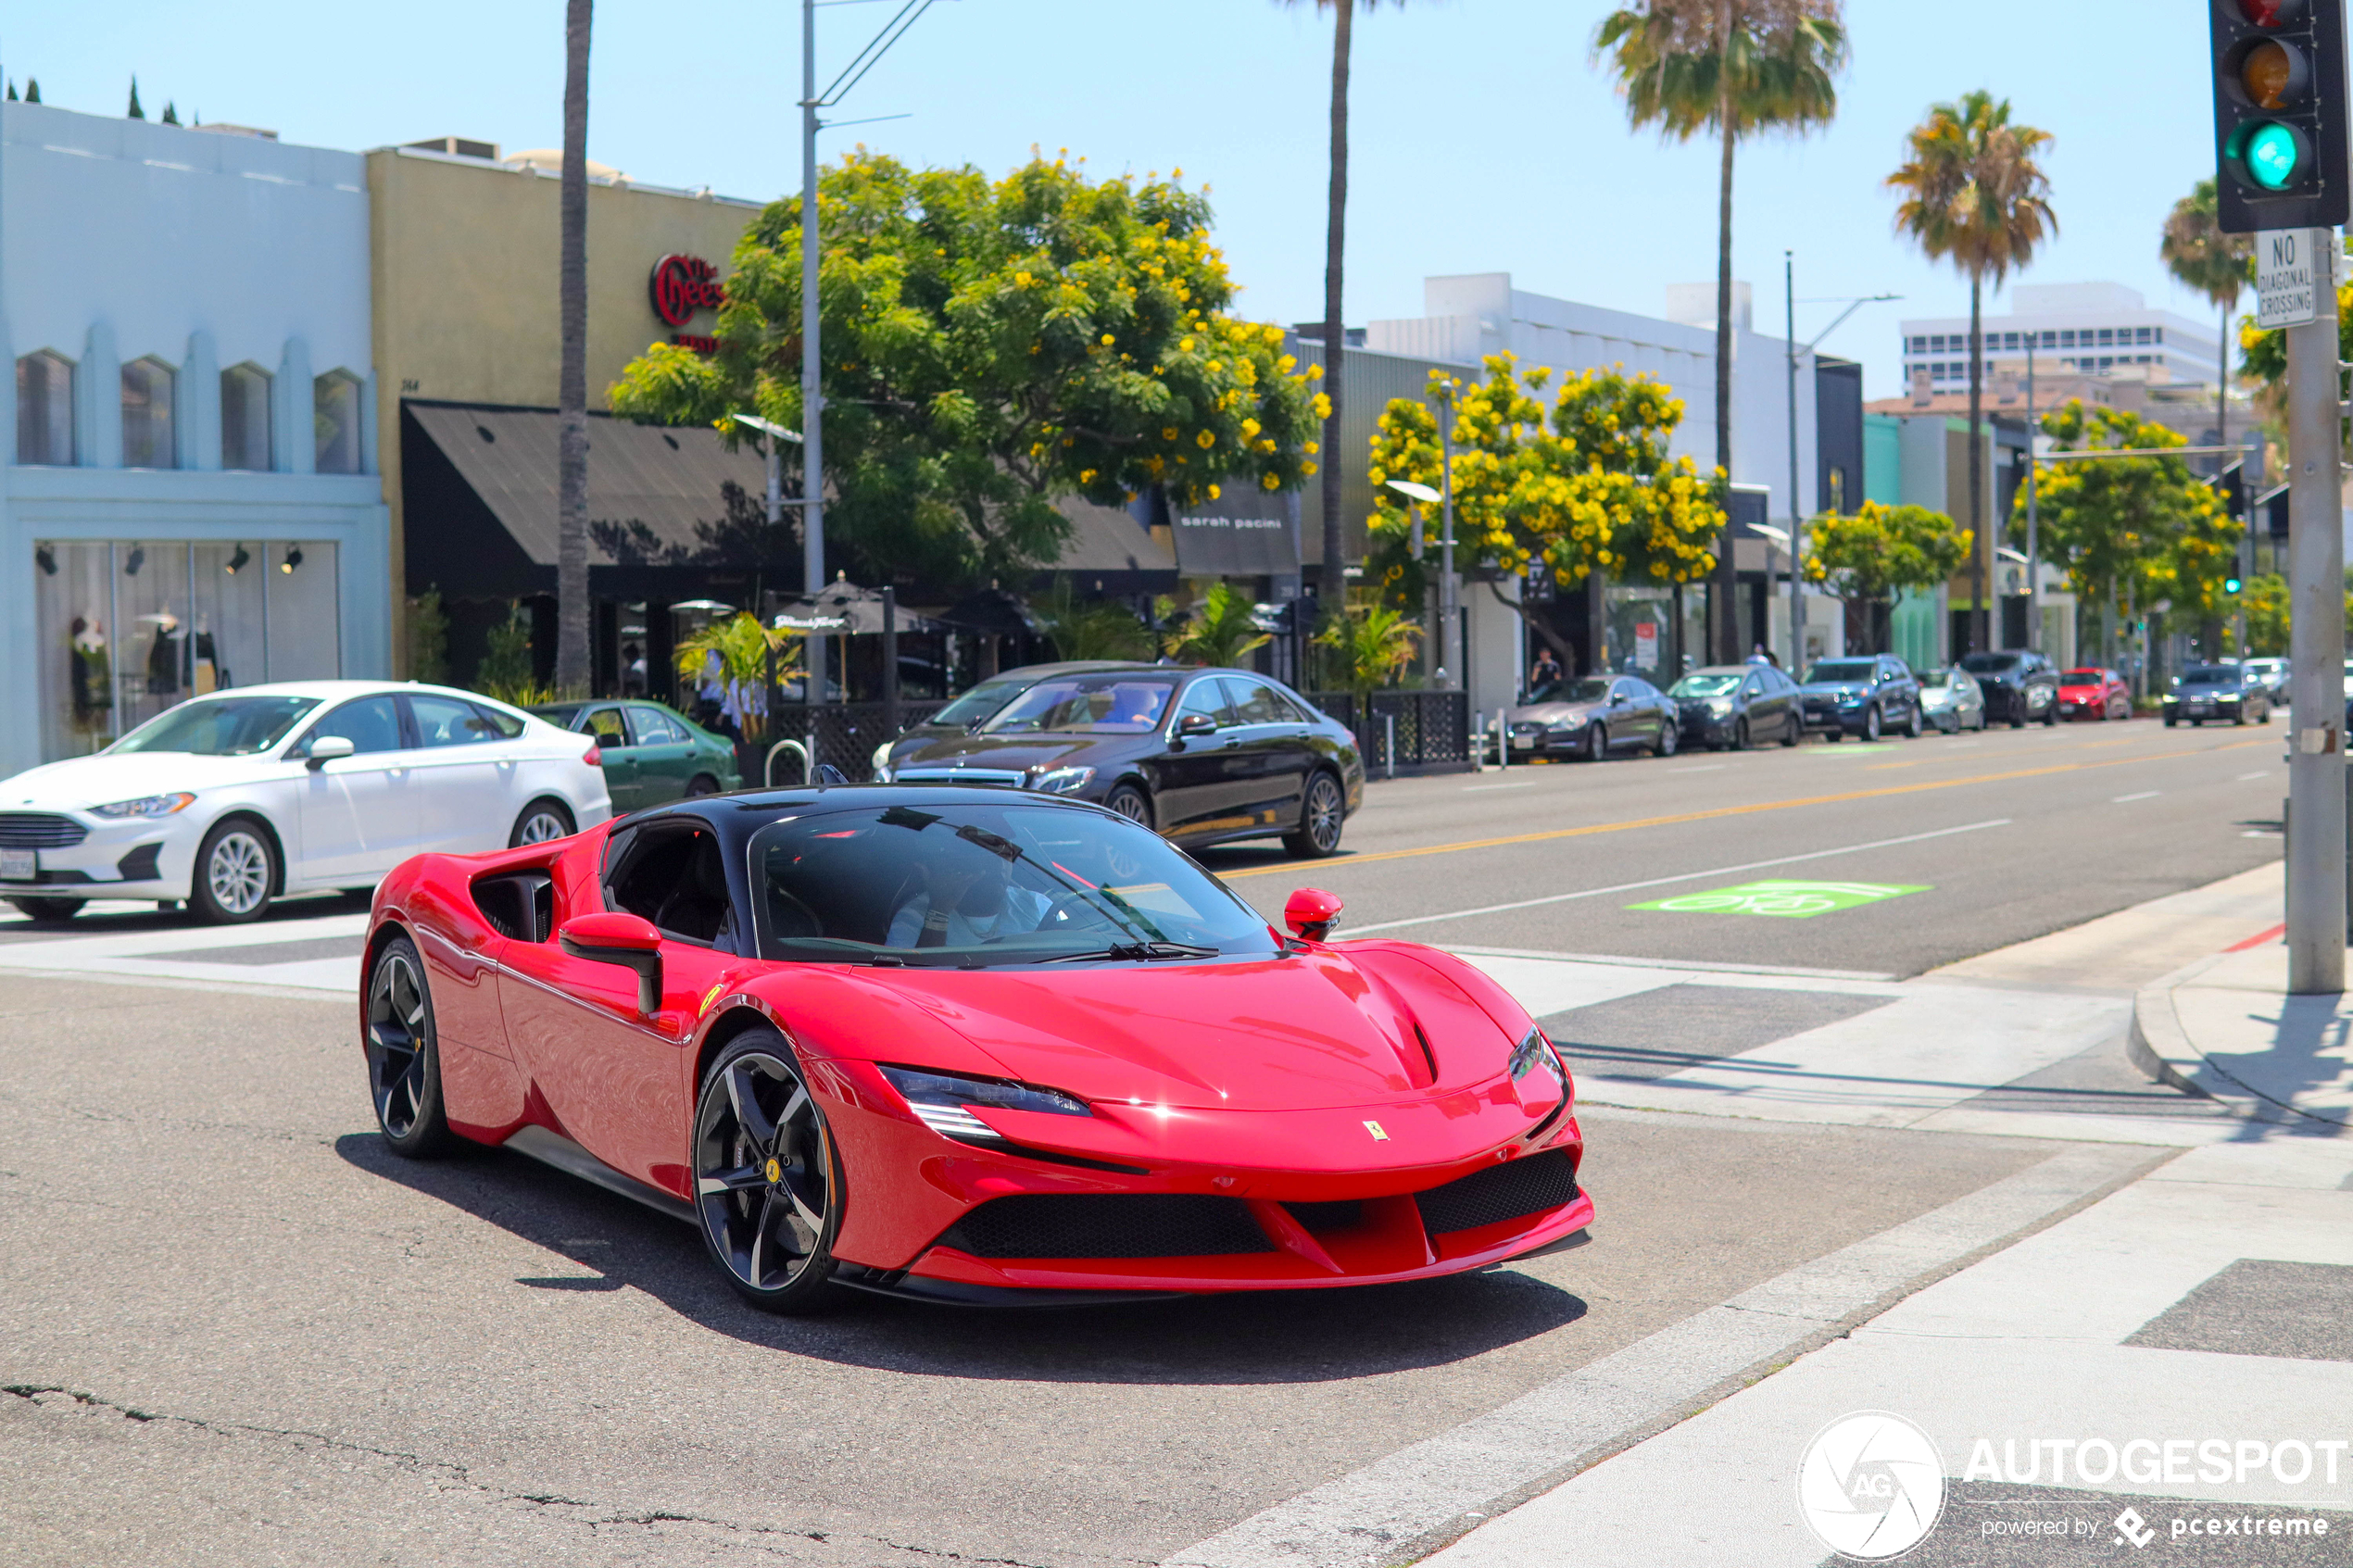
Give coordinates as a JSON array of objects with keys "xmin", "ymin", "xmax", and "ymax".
[{"xmin": 532, "ymin": 699, "xmax": 742, "ymax": 812}]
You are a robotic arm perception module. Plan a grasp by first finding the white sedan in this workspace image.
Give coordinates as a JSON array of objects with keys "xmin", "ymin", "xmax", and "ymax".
[{"xmin": 0, "ymin": 680, "xmax": 611, "ymax": 925}]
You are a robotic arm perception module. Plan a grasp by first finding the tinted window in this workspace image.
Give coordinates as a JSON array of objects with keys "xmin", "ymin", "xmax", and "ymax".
[
  {"xmin": 2180, "ymin": 666, "xmax": 2237, "ymax": 684},
  {"xmin": 410, "ymin": 694, "xmax": 499, "ymax": 747},
  {"xmin": 2061, "ymin": 670, "xmax": 2107, "ymax": 684},
  {"xmin": 1222, "ymin": 677, "xmax": 1290, "ymax": 726},
  {"xmin": 1266, "ymin": 684, "xmax": 1318, "ymax": 723},
  {"xmin": 931, "ymin": 679, "xmax": 1027, "ymax": 729},
  {"xmin": 1669, "ymin": 672, "xmax": 1741, "ymax": 697},
  {"xmin": 749, "ymin": 802, "xmax": 1278, "ymax": 965},
  {"xmin": 111, "ymin": 695, "xmax": 320, "ymax": 756},
  {"xmin": 304, "ymin": 696, "xmax": 405, "ymax": 756},
  {"xmin": 984, "ymin": 674, "xmax": 1178, "ymax": 734},
  {"xmin": 583, "ymin": 708, "xmax": 628, "ymax": 746},
  {"xmin": 1960, "ymin": 653, "xmax": 2020, "ymax": 674},
  {"xmin": 1174, "ymin": 679, "xmax": 1238, "ymax": 727},
  {"xmin": 470, "ymin": 702, "xmax": 525, "ymax": 739},
  {"xmin": 1532, "ymin": 678, "xmax": 1614, "ymax": 703},
  {"xmin": 1806, "ymin": 660, "xmax": 1877, "ymax": 683},
  {"xmin": 609, "ymin": 825, "xmax": 736, "ymax": 948}
]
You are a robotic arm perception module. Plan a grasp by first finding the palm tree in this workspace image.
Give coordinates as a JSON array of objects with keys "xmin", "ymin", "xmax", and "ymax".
[
  {"xmin": 1314, "ymin": 598, "xmax": 1424, "ymax": 696},
  {"xmin": 1593, "ymin": 0, "xmax": 1846, "ymax": 662},
  {"xmin": 2159, "ymin": 178, "xmax": 2253, "ymax": 483},
  {"xmin": 1280, "ymin": 0, "xmax": 1407, "ymax": 623},
  {"xmin": 1888, "ymin": 90, "xmax": 2056, "ymax": 656},
  {"xmin": 1159, "ymin": 582, "xmax": 1275, "ymax": 668},
  {"xmin": 552, "ymin": 0, "xmax": 594, "ymax": 695}
]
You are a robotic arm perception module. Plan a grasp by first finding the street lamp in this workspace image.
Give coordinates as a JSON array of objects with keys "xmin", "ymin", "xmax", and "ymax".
[
  {"xmin": 727, "ymin": 412, "xmax": 804, "ymax": 539},
  {"xmin": 1387, "ymin": 459, "xmax": 1456, "ymax": 687},
  {"xmin": 1786, "ymin": 259, "xmax": 1900, "ymax": 671},
  {"xmin": 1388, "ymin": 479, "xmax": 1441, "ymax": 684}
]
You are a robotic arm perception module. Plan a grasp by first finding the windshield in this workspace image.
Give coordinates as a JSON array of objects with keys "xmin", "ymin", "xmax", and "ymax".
[
  {"xmin": 1806, "ymin": 661, "xmax": 1877, "ymax": 684},
  {"xmin": 109, "ymin": 695, "xmax": 321, "ymax": 756},
  {"xmin": 1959, "ymin": 653, "xmax": 2020, "ymax": 674},
  {"xmin": 979, "ymin": 675, "xmax": 1176, "ymax": 734},
  {"xmin": 1669, "ymin": 673, "xmax": 1742, "ymax": 697},
  {"xmin": 749, "ymin": 802, "xmax": 1279, "ymax": 966},
  {"xmin": 2180, "ymin": 666, "xmax": 2236, "ymax": 684},
  {"xmin": 930, "ymin": 679, "xmax": 1027, "ymax": 730},
  {"xmin": 1530, "ymin": 678, "xmax": 1612, "ymax": 704},
  {"xmin": 2060, "ymin": 670, "xmax": 2106, "ymax": 685}
]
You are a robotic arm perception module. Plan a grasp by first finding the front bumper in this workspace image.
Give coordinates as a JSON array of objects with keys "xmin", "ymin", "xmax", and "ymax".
[
  {"xmin": 1507, "ymin": 722, "xmax": 1591, "ymax": 757},
  {"xmin": 0, "ymin": 810, "xmax": 197, "ymax": 901},
  {"xmin": 1799, "ymin": 702, "xmax": 1868, "ymax": 733}
]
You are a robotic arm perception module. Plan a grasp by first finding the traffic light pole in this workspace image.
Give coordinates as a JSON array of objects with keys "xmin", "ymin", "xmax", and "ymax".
[{"xmin": 2284, "ymin": 256, "xmax": 2345, "ymax": 992}]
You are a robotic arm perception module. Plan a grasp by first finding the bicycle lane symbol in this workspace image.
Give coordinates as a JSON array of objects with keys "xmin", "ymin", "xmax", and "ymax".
[{"xmin": 1629, "ymin": 880, "xmax": 1931, "ymax": 919}]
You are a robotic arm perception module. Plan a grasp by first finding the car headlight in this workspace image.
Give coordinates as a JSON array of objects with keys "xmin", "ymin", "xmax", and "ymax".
[
  {"xmin": 877, "ymin": 1065, "xmax": 1091, "ymax": 1144},
  {"xmin": 1837, "ymin": 693, "xmax": 1862, "ymax": 707},
  {"xmin": 1028, "ymin": 764, "xmax": 1096, "ymax": 796},
  {"xmin": 1706, "ymin": 699, "xmax": 1733, "ymax": 717},
  {"xmin": 1546, "ymin": 718, "xmax": 1583, "ymax": 734},
  {"xmin": 1508, "ymin": 1026, "xmax": 1568, "ymax": 1087},
  {"xmin": 90, "ymin": 792, "xmax": 195, "ymax": 819}
]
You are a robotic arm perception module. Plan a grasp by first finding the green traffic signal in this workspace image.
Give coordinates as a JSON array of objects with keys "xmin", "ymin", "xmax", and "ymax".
[
  {"xmin": 2229, "ymin": 119, "xmax": 2307, "ymax": 189},
  {"xmin": 2226, "ymin": 576, "xmax": 2245, "ymax": 595}
]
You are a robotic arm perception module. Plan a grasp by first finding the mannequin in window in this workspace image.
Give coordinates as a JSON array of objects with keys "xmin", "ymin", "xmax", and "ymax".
[
  {"xmin": 193, "ymin": 614, "xmax": 223, "ymax": 693},
  {"xmin": 145, "ymin": 608, "xmax": 182, "ymax": 696},
  {"xmin": 69, "ymin": 617, "xmax": 111, "ymax": 730}
]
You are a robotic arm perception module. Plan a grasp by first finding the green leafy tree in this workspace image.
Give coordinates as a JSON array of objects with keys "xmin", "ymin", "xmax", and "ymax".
[
  {"xmin": 2019, "ymin": 402, "xmax": 2229, "ymax": 665},
  {"xmin": 612, "ymin": 151, "xmax": 1324, "ymax": 594},
  {"xmin": 25, "ymin": 79, "xmax": 41, "ymax": 105},
  {"xmin": 1887, "ymin": 90, "xmax": 2057, "ymax": 655},
  {"xmin": 1800, "ymin": 501, "xmax": 1970, "ymax": 654},
  {"xmin": 161, "ymin": 101, "xmax": 181, "ymax": 126},
  {"xmin": 127, "ymin": 77, "xmax": 144, "ymax": 119},
  {"xmin": 1365, "ymin": 356, "xmax": 1721, "ymax": 667},
  {"xmin": 1592, "ymin": 0, "xmax": 1846, "ymax": 660},
  {"xmin": 407, "ymin": 587, "xmax": 451, "ymax": 686},
  {"xmin": 2237, "ymin": 271, "xmax": 2351, "ymax": 438},
  {"xmin": 1031, "ymin": 575, "xmax": 1153, "ymax": 662},
  {"xmin": 1314, "ymin": 596, "xmax": 1423, "ymax": 696},
  {"xmin": 2241, "ymin": 572, "xmax": 2287, "ymax": 658},
  {"xmin": 2160, "ymin": 177, "xmax": 2252, "ymax": 474},
  {"xmin": 1157, "ymin": 581, "xmax": 1273, "ymax": 668},
  {"xmin": 472, "ymin": 605, "xmax": 555, "ymax": 707}
]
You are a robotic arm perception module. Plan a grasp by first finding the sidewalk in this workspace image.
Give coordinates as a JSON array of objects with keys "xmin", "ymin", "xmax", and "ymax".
[{"xmin": 2133, "ymin": 937, "xmax": 2353, "ymax": 1130}]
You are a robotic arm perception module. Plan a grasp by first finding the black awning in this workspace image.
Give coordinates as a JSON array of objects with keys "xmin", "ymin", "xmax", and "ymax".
[
  {"xmin": 401, "ymin": 400, "xmax": 777, "ymax": 601},
  {"xmin": 1170, "ymin": 492, "xmax": 1298, "ymax": 576}
]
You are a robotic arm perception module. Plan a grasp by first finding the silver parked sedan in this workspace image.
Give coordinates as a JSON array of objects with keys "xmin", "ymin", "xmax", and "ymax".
[{"xmin": 1915, "ymin": 665, "xmax": 1987, "ymax": 734}]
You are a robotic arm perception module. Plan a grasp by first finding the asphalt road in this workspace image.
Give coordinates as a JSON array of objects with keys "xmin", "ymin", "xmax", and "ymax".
[{"xmin": 1202, "ymin": 715, "xmax": 2285, "ymax": 978}]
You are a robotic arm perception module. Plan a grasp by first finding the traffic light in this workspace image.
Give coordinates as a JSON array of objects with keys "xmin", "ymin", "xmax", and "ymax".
[
  {"xmin": 2226, "ymin": 575, "xmax": 2246, "ymax": 595},
  {"xmin": 2209, "ymin": 0, "xmax": 2351, "ymax": 232}
]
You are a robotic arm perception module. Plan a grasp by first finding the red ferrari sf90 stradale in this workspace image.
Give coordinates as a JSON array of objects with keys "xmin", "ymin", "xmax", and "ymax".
[{"xmin": 359, "ymin": 786, "xmax": 1591, "ymax": 1311}]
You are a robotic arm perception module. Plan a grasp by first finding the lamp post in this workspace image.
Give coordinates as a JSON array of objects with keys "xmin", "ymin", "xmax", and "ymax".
[
  {"xmin": 1786, "ymin": 275, "xmax": 1901, "ymax": 671},
  {"xmin": 1387, "ymin": 478, "xmax": 1438, "ymax": 683},
  {"xmin": 1384, "ymin": 432, "xmax": 1457, "ymax": 685},
  {"xmin": 2023, "ymin": 337, "xmax": 2040, "ymax": 652}
]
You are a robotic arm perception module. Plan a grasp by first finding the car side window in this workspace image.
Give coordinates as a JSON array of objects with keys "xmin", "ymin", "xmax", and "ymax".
[
  {"xmin": 1174, "ymin": 680, "xmax": 1237, "ymax": 729},
  {"xmin": 606, "ymin": 824, "xmax": 737, "ymax": 950},
  {"xmin": 633, "ymin": 709, "xmax": 687, "ymax": 745},
  {"xmin": 409, "ymin": 693, "xmax": 497, "ymax": 747},
  {"xmin": 583, "ymin": 708, "xmax": 629, "ymax": 748},
  {"xmin": 469, "ymin": 702, "xmax": 524, "ymax": 739},
  {"xmin": 1222, "ymin": 677, "xmax": 1290, "ymax": 727},
  {"xmin": 299, "ymin": 695, "xmax": 405, "ymax": 757},
  {"xmin": 1265, "ymin": 684, "xmax": 1317, "ymax": 723}
]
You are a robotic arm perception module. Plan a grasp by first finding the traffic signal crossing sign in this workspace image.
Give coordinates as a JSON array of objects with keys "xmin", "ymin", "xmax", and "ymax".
[{"xmin": 2210, "ymin": 0, "xmax": 2351, "ymax": 232}]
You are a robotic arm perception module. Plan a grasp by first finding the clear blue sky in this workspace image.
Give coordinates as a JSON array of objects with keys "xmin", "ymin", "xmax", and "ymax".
[{"xmin": 5, "ymin": 2, "xmax": 2222, "ymax": 402}]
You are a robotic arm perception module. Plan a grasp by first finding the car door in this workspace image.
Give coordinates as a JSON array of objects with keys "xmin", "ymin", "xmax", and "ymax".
[
  {"xmin": 627, "ymin": 706, "xmax": 699, "ymax": 804},
  {"xmin": 1150, "ymin": 677, "xmax": 1244, "ymax": 837},
  {"xmin": 498, "ymin": 820, "xmax": 743, "ymax": 1195},
  {"xmin": 579, "ymin": 706, "xmax": 637, "ymax": 813},
  {"xmin": 289, "ymin": 695, "xmax": 421, "ymax": 887},
  {"xmin": 402, "ymin": 693, "xmax": 518, "ymax": 853},
  {"xmin": 1215, "ymin": 675, "xmax": 1313, "ymax": 833}
]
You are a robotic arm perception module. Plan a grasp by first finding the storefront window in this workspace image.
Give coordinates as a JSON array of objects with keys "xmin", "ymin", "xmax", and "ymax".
[
  {"xmin": 220, "ymin": 364, "xmax": 271, "ymax": 470},
  {"xmin": 121, "ymin": 358, "xmax": 177, "ymax": 469},
  {"xmin": 17, "ymin": 350, "xmax": 74, "ymax": 465},
  {"xmin": 32, "ymin": 539, "xmax": 341, "ymax": 762},
  {"xmin": 314, "ymin": 371, "xmax": 361, "ymax": 474}
]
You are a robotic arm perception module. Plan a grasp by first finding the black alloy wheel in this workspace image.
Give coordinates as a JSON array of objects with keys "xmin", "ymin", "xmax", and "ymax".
[
  {"xmin": 366, "ymin": 935, "xmax": 455, "ymax": 1157},
  {"xmin": 685, "ymin": 774, "xmax": 722, "ymax": 797},
  {"xmin": 693, "ymin": 1031, "xmax": 843, "ymax": 1312},
  {"xmin": 1862, "ymin": 706, "xmax": 1882, "ymax": 744},
  {"xmin": 1285, "ymin": 771, "xmax": 1347, "ymax": 859},
  {"xmin": 2042, "ymin": 701, "xmax": 2057, "ymax": 727},
  {"xmin": 1781, "ymin": 712, "xmax": 1801, "ymax": 746},
  {"xmin": 1104, "ymin": 783, "xmax": 1154, "ymax": 831},
  {"xmin": 192, "ymin": 817, "xmax": 275, "ymax": 924},
  {"xmin": 1732, "ymin": 718, "xmax": 1750, "ymax": 751},
  {"xmin": 1906, "ymin": 704, "xmax": 1924, "ymax": 739},
  {"xmin": 510, "ymin": 797, "xmax": 576, "ymax": 847},
  {"xmin": 1583, "ymin": 724, "xmax": 1606, "ymax": 762},
  {"xmin": 1655, "ymin": 719, "xmax": 1679, "ymax": 758},
  {"xmin": 7, "ymin": 897, "xmax": 84, "ymax": 924}
]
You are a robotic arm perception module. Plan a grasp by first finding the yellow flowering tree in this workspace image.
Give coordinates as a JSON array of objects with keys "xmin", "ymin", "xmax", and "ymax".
[
  {"xmin": 1365, "ymin": 355, "xmax": 1720, "ymax": 660},
  {"xmin": 612, "ymin": 150, "xmax": 1324, "ymax": 590},
  {"xmin": 1800, "ymin": 501, "xmax": 1970, "ymax": 653}
]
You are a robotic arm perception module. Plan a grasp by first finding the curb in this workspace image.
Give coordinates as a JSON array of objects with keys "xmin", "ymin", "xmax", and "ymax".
[{"xmin": 2125, "ymin": 956, "xmax": 2349, "ymax": 1130}]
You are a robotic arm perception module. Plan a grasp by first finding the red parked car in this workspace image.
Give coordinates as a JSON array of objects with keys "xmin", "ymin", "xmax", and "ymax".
[
  {"xmin": 2056, "ymin": 668, "xmax": 2132, "ymax": 721},
  {"xmin": 359, "ymin": 786, "xmax": 1592, "ymax": 1311}
]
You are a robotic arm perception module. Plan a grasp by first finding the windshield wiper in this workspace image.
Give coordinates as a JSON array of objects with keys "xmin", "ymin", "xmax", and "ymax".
[{"xmin": 1042, "ymin": 940, "xmax": 1219, "ymax": 962}]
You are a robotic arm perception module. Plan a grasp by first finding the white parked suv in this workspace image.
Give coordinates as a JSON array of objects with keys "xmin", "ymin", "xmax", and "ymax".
[{"xmin": 0, "ymin": 681, "xmax": 611, "ymax": 925}]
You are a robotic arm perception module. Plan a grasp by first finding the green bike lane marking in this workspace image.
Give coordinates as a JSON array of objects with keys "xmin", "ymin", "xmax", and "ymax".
[{"xmin": 1629, "ymin": 880, "xmax": 1931, "ymax": 919}]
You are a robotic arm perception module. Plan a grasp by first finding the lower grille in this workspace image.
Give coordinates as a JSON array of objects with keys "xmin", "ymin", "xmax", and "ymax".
[
  {"xmin": 936, "ymin": 1194, "xmax": 1274, "ymax": 1260},
  {"xmin": 1285, "ymin": 1199, "xmax": 1364, "ymax": 1234},
  {"xmin": 0, "ymin": 813, "xmax": 87, "ymax": 848},
  {"xmin": 1415, "ymin": 1150, "xmax": 1581, "ymax": 1236}
]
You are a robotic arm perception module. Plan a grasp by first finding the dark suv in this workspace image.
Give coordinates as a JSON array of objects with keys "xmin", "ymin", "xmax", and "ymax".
[
  {"xmin": 1799, "ymin": 655, "xmax": 1923, "ymax": 741},
  {"xmin": 1958, "ymin": 650, "xmax": 2059, "ymax": 727}
]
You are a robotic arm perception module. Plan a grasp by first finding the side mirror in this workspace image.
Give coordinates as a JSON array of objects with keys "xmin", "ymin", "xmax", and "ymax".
[
  {"xmin": 1177, "ymin": 712, "xmax": 1219, "ymax": 738},
  {"xmin": 304, "ymin": 734, "xmax": 356, "ymax": 770},
  {"xmin": 559, "ymin": 912, "xmax": 663, "ymax": 1014},
  {"xmin": 1284, "ymin": 887, "xmax": 1344, "ymax": 943}
]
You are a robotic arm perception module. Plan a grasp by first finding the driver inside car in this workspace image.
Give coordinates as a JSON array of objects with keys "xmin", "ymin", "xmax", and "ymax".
[{"xmin": 886, "ymin": 851, "xmax": 1055, "ymax": 948}]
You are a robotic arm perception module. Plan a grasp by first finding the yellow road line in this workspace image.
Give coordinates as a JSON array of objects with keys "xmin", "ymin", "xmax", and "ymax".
[{"xmin": 1224, "ymin": 736, "xmax": 2274, "ymax": 880}]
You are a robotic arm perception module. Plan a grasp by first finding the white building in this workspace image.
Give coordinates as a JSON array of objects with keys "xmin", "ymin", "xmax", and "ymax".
[
  {"xmin": 1898, "ymin": 282, "xmax": 2221, "ymax": 394},
  {"xmin": 1, "ymin": 101, "xmax": 388, "ymax": 775}
]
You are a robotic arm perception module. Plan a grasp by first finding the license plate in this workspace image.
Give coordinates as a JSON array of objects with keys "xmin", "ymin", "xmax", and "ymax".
[
  {"xmin": 1511, "ymin": 735, "xmax": 1536, "ymax": 749},
  {"xmin": 0, "ymin": 848, "xmax": 34, "ymax": 882},
  {"xmin": 2188, "ymin": 703, "xmax": 2212, "ymax": 714}
]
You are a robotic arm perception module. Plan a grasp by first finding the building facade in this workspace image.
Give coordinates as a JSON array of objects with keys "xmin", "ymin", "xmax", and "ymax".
[
  {"xmin": 1899, "ymin": 282, "xmax": 2220, "ymax": 395},
  {"xmin": 2, "ymin": 102, "xmax": 387, "ymax": 775}
]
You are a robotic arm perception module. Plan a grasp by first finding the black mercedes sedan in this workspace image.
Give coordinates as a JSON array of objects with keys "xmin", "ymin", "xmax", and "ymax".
[
  {"xmin": 1958, "ymin": 650, "xmax": 2059, "ymax": 727},
  {"xmin": 875, "ymin": 662, "xmax": 1365, "ymax": 859}
]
